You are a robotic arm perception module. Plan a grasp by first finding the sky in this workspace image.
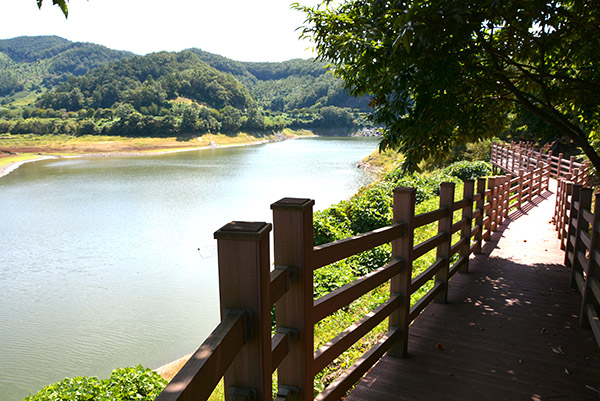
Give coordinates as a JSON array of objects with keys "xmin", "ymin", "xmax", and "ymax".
[{"xmin": 0, "ymin": 0, "xmax": 322, "ymax": 62}]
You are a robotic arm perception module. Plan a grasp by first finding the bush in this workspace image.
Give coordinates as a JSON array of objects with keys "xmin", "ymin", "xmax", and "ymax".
[
  {"xmin": 24, "ymin": 365, "xmax": 167, "ymax": 401},
  {"xmin": 443, "ymin": 160, "xmax": 491, "ymax": 181}
]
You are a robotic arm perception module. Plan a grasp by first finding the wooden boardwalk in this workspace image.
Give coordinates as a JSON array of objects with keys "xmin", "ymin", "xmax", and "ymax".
[{"xmin": 347, "ymin": 182, "xmax": 600, "ymax": 401}]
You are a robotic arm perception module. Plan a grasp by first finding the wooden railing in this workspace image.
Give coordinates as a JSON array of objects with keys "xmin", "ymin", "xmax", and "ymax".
[
  {"xmin": 562, "ymin": 185, "xmax": 600, "ymax": 346},
  {"xmin": 492, "ymin": 141, "xmax": 599, "ymax": 348},
  {"xmin": 156, "ymin": 150, "xmax": 553, "ymax": 401},
  {"xmin": 491, "ymin": 140, "xmax": 590, "ymax": 182}
]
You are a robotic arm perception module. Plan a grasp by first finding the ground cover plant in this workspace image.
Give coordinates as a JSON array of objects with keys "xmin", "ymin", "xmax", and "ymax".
[{"xmin": 23, "ymin": 365, "xmax": 167, "ymax": 401}]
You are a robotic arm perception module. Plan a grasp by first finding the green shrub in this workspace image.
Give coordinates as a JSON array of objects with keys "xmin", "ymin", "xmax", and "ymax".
[
  {"xmin": 443, "ymin": 160, "xmax": 491, "ymax": 181},
  {"xmin": 313, "ymin": 204, "xmax": 352, "ymax": 246},
  {"xmin": 24, "ymin": 365, "xmax": 167, "ymax": 401},
  {"xmin": 347, "ymin": 187, "xmax": 393, "ymax": 234}
]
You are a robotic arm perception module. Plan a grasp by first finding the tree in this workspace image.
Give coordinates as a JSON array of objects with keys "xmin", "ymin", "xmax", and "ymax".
[
  {"xmin": 295, "ymin": 0, "xmax": 600, "ymax": 171},
  {"xmin": 36, "ymin": 0, "xmax": 68, "ymax": 17}
]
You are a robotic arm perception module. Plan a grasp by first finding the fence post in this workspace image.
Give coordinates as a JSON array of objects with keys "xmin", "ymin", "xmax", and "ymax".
[
  {"xmin": 214, "ymin": 221, "xmax": 273, "ymax": 401},
  {"xmin": 534, "ymin": 167, "xmax": 541, "ymax": 198},
  {"xmin": 554, "ymin": 179, "xmax": 563, "ymax": 230},
  {"xmin": 518, "ymin": 169, "xmax": 525, "ymax": 210},
  {"xmin": 572, "ymin": 167, "xmax": 580, "ymax": 185},
  {"xmin": 580, "ymin": 193, "xmax": 600, "ymax": 327},
  {"xmin": 435, "ymin": 183, "xmax": 455, "ymax": 303},
  {"xmin": 560, "ymin": 181, "xmax": 574, "ymax": 250},
  {"xmin": 495, "ymin": 176, "xmax": 505, "ymax": 228},
  {"xmin": 565, "ymin": 185, "xmax": 582, "ymax": 272},
  {"xmin": 474, "ymin": 178, "xmax": 486, "ymax": 253},
  {"xmin": 504, "ymin": 174, "xmax": 512, "ymax": 218},
  {"xmin": 460, "ymin": 180, "xmax": 475, "ymax": 272},
  {"xmin": 510, "ymin": 142, "xmax": 515, "ymax": 172},
  {"xmin": 487, "ymin": 177, "xmax": 497, "ymax": 234},
  {"xmin": 526, "ymin": 169, "xmax": 534, "ymax": 203},
  {"xmin": 569, "ymin": 156, "xmax": 575, "ymax": 175},
  {"xmin": 547, "ymin": 150, "xmax": 553, "ymax": 178},
  {"xmin": 390, "ymin": 187, "xmax": 415, "ymax": 358},
  {"xmin": 558, "ymin": 152, "xmax": 564, "ymax": 178},
  {"xmin": 271, "ymin": 198, "xmax": 315, "ymax": 401},
  {"xmin": 583, "ymin": 161, "xmax": 590, "ymax": 186}
]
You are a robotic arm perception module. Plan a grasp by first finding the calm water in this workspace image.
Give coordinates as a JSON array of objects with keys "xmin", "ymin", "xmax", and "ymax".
[{"xmin": 0, "ymin": 136, "xmax": 377, "ymax": 400}]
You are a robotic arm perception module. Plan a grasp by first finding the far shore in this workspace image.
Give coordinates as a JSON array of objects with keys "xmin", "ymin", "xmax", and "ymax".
[{"xmin": 0, "ymin": 130, "xmax": 316, "ymax": 179}]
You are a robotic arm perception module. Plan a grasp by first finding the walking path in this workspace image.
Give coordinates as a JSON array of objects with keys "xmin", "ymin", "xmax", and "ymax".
[{"xmin": 347, "ymin": 180, "xmax": 600, "ymax": 401}]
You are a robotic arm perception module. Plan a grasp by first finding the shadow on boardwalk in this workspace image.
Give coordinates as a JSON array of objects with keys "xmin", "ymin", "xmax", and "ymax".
[{"xmin": 347, "ymin": 188, "xmax": 600, "ymax": 401}]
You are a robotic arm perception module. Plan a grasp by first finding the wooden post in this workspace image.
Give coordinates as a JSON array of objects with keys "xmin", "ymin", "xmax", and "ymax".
[
  {"xmin": 518, "ymin": 169, "xmax": 525, "ymax": 210},
  {"xmin": 496, "ymin": 176, "xmax": 505, "ymax": 228},
  {"xmin": 554, "ymin": 179, "xmax": 563, "ymax": 230},
  {"xmin": 390, "ymin": 187, "xmax": 415, "ymax": 358},
  {"xmin": 474, "ymin": 178, "xmax": 486, "ymax": 253},
  {"xmin": 547, "ymin": 150, "xmax": 553, "ymax": 178},
  {"xmin": 583, "ymin": 161, "xmax": 590, "ymax": 186},
  {"xmin": 580, "ymin": 193, "xmax": 600, "ymax": 327},
  {"xmin": 214, "ymin": 221, "xmax": 273, "ymax": 401},
  {"xmin": 526, "ymin": 169, "xmax": 534, "ymax": 203},
  {"xmin": 460, "ymin": 180, "xmax": 474, "ymax": 272},
  {"xmin": 272, "ymin": 198, "xmax": 315, "ymax": 401},
  {"xmin": 504, "ymin": 174, "xmax": 511, "ymax": 218},
  {"xmin": 569, "ymin": 155, "xmax": 576, "ymax": 175},
  {"xmin": 510, "ymin": 142, "xmax": 515, "ymax": 172},
  {"xmin": 560, "ymin": 182, "xmax": 574, "ymax": 250},
  {"xmin": 565, "ymin": 185, "xmax": 581, "ymax": 271},
  {"xmin": 572, "ymin": 167, "xmax": 580, "ymax": 185},
  {"xmin": 487, "ymin": 177, "xmax": 497, "ymax": 233},
  {"xmin": 533, "ymin": 168, "xmax": 540, "ymax": 198},
  {"xmin": 435, "ymin": 183, "xmax": 454, "ymax": 303},
  {"xmin": 558, "ymin": 152, "xmax": 565, "ymax": 178}
]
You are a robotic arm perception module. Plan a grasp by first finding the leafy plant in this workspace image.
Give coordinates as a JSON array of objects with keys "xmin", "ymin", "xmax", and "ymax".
[
  {"xmin": 443, "ymin": 160, "xmax": 491, "ymax": 181},
  {"xmin": 24, "ymin": 365, "xmax": 167, "ymax": 401}
]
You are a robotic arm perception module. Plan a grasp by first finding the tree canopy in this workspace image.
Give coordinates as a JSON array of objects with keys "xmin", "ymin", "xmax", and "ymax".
[{"xmin": 295, "ymin": 0, "xmax": 600, "ymax": 171}]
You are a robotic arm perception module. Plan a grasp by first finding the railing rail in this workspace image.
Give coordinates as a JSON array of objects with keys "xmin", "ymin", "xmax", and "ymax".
[
  {"xmin": 156, "ymin": 141, "xmax": 589, "ymax": 401},
  {"xmin": 562, "ymin": 186, "xmax": 600, "ymax": 347}
]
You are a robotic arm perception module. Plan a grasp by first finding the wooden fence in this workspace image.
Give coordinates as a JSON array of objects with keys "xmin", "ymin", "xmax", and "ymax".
[
  {"xmin": 491, "ymin": 140, "xmax": 590, "ymax": 182},
  {"xmin": 155, "ymin": 147, "xmax": 555, "ymax": 401},
  {"xmin": 561, "ymin": 185, "xmax": 600, "ymax": 345},
  {"xmin": 491, "ymin": 141, "xmax": 599, "ymax": 350}
]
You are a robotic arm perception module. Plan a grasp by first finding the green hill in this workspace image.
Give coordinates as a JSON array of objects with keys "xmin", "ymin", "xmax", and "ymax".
[
  {"xmin": 0, "ymin": 36, "xmax": 133, "ymax": 100},
  {"xmin": 0, "ymin": 36, "xmax": 372, "ymax": 137}
]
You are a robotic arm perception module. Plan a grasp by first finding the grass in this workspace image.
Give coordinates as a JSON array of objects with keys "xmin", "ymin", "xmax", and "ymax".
[
  {"xmin": 0, "ymin": 153, "xmax": 51, "ymax": 168},
  {"xmin": 360, "ymin": 148, "xmax": 404, "ymax": 175}
]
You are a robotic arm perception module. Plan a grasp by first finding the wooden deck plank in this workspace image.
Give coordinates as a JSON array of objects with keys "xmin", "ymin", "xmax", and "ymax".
[{"xmin": 346, "ymin": 184, "xmax": 600, "ymax": 401}]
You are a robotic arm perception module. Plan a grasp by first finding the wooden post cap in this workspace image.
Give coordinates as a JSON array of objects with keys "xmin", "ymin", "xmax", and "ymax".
[
  {"xmin": 393, "ymin": 186, "xmax": 417, "ymax": 194},
  {"xmin": 214, "ymin": 221, "xmax": 272, "ymax": 240},
  {"xmin": 271, "ymin": 197, "xmax": 315, "ymax": 210}
]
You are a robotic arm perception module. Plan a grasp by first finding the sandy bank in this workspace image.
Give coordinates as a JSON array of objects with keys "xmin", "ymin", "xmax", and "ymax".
[{"xmin": 0, "ymin": 135, "xmax": 293, "ymax": 179}]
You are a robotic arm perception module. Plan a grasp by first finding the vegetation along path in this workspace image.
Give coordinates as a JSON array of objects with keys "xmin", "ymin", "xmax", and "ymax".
[{"xmin": 347, "ymin": 179, "xmax": 600, "ymax": 401}]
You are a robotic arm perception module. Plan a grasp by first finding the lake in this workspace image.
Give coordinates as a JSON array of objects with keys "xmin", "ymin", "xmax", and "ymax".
[{"xmin": 0, "ymin": 136, "xmax": 378, "ymax": 400}]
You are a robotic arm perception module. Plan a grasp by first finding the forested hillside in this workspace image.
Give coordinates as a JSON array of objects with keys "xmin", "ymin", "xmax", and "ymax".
[
  {"xmin": 0, "ymin": 36, "xmax": 133, "ymax": 98},
  {"xmin": 0, "ymin": 36, "xmax": 372, "ymax": 138}
]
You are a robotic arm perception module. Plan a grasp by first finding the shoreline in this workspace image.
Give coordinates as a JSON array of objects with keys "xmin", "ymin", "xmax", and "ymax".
[{"xmin": 0, "ymin": 132, "xmax": 309, "ymax": 179}]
